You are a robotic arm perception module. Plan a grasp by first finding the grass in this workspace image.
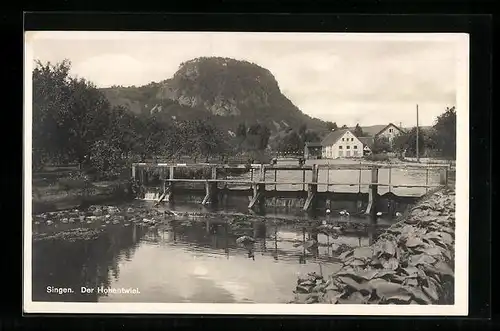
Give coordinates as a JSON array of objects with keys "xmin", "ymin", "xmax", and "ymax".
[
  {"xmin": 32, "ymin": 167, "xmax": 130, "ymax": 210},
  {"xmin": 364, "ymin": 153, "xmax": 391, "ymax": 162}
]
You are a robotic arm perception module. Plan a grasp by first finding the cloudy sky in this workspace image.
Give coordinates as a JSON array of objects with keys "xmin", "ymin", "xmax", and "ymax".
[{"xmin": 26, "ymin": 32, "xmax": 467, "ymax": 127}]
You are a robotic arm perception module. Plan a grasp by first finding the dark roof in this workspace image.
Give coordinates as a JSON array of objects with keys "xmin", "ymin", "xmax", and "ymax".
[
  {"xmin": 321, "ymin": 129, "xmax": 350, "ymax": 146},
  {"xmin": 348, "ymin": 125, "xmax": 386, "ymax": 136},
  {"xmin": 358, "ymin": 137, "xmax": 374, "ymax": 149},
  {"xmin": 305, "ymin": 142, "xmax": 322, "ymax": 147},
  {"xmin": 375, "ymin": 123, "xmax": 405, "ymax": 136}
]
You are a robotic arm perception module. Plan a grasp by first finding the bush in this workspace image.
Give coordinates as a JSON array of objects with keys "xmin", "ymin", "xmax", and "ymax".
[
  {"xmin": 89, "ymin": 140, "xmax": 124, "ymax": 180},
  {"xmin": 364, "ymin": 153, "xmax": 390, "ymax": 162}
]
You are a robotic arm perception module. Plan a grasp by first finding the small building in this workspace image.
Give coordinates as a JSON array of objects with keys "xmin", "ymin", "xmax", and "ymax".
[
  {"xmin": 374, "ymin": 123, "xmax": 406, "ymax": 147},
  {"xmin": 321, "ymin": 129, "xmax": 364, "ymax": 159},
  {"xmin": 304, "ymin": 142, "xmax": 323, "ymax": 159},
  {"xmin": 358, "ymin": 137, "xmax": 375, "ymax": 156}
]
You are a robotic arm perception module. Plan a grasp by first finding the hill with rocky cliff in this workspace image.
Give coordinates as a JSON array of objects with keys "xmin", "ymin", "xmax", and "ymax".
[{"xmin": 100, "ymin": 57, "xmax": 328, "ymax": 135}]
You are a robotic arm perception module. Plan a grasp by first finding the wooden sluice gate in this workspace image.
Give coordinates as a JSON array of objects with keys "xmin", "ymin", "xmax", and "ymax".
[{"xmin": 130, "ymin": 161, "xmax": 451, "ymax": 217}]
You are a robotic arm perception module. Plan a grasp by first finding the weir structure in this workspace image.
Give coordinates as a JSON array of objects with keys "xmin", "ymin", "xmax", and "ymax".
[{"xmin": 131, "ymin": 161, "xmax": 451, "ymax": 219}]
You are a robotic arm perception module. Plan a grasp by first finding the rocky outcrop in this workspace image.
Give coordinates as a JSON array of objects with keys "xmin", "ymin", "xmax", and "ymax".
[
  {"xmin": 293, "ymin": 188, "xmax": 455, "ymax": 304},
  {"xmin": 100, "ymin": 57, "xmax": 327, "ymax": 133},
  {"xmin": 157, "ymin": 57, "xmax": 293, "ymax": 118}
]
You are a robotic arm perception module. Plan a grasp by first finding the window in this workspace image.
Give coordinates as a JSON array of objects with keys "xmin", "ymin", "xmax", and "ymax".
[
  {"xmin": 354, "ymin": 145, "xmax": 358, "ymax": 149},
  {"xmin": 346, "ymin": 151, "xmax": 351, "ymax": 157},
  {"xmin": 346, "ymin": 146, "xmax": 350, "ymax": 149},
  {"xmin": 353, "ymin": 151, "xmax": 358, "ymax": 156},
  {"xmin": 339, "ymin": 146, "xmax": 343, "ymax": 149},
  {"xmin": 342, "ymin": 138, "xmax": 345, "ymax": 141},
  {"xmin": 389, "ymin": 129, "xmax": 393, "ymax": 133},
  {"xmin": 351, "ymin": 138, "xmax": 354, "ymax": 141},
  {"xmin": 339, "ymin": 151, "xmax": 343, "ymax": 157}
]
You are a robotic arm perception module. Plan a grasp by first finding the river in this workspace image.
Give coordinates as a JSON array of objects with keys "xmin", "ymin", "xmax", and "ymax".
[
  {"xmin": 31, "ymin": 199, "xmax": 395, "ymax": 303},
  {"xmin": 31, "ymin": 162, "xmax": 439, "ymax": 304}
]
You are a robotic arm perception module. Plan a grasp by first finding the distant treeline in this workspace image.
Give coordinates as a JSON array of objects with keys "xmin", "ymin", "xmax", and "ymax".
[
  {"xmin": 33, "ymin": 60, "xmax": 233, "ymax": 179},
  {"xmin": 33, "ymin": 60, "xmax": 298, "ymax": 180},
  {"xmin": 32, "ymin": 59, "xmax": 456, "ymax": 183},
  {"xmin": 371, "ymin": 108, "xmax": 456, "ymax": 159}
]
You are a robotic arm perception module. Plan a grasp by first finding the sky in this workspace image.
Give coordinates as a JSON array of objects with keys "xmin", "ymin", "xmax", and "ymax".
[{"xmin": 26, "ymin": 32, "xmax": 468, "ymax": 127}]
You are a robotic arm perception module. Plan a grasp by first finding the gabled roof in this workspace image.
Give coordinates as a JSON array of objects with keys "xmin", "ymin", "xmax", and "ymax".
[
  {"xmin": 358, "ymin": 137, "xmax": 374, "ymax": 149},
  {"xmin": 375, "ymin": 123, "xmax": 405, "ymax": 136},
  {"xmin": 348, "ymin": 125, "xmax": 385, "ymax": 137},
  {"xmin": 321, "ymin": 129, "xmax": 350, "ymax": 146}
]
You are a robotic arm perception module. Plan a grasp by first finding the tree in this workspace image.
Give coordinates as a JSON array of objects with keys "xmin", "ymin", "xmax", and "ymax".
[
  {"xmin": 178, "ymin": 120, "xmax": 229, "ymax": 162},
  {"xmin": 156, "ymin": 123, "xmax": 183, "ymax": 161},
  {"xmin": 89, "ymin": 140, "xmax": 123, "ymax": 179},
  {"xmin": 423, "ymin": 128, "xmax": 439, "ymax": 153},
  {"xmin": 32, "ymin": 60, "xmax": 74, "ymax": 168},
  {"xmin": 326, "ymin": 121, "xmax": 338, "ymax": 131},
  {"xmin": 392, "ymin": 127, "xmax": 427, "ymax": 157},
  {"xmin": 133, "ymin": 116, "xmax": 167, "ymax": 161},
  {"xmin": 353, "ymin": 124, "xmax": 364, "ymax": 137},
  {"xmin": 392, "ymin": 132, "xmax": 410, "ymax": 158},
  {"xmin": 33, "ymin": 60, "xmax": 116, "ymax": 169},
  {"xmin": 273, "ymin": 125, "xmax": 321, "ymax": 155},
  {"xmin": 62, "ymin": 77, "xmax": 113, "ymax": 167},
  {"xmin": 372, "ymin": 136, "xmax": 391, "ymax": 154},
  {"xmin": 106, "ymin": 106, "xmax": 142, "ymax": 159},
  {"xmin": 298, "ymin": 124, "xmax": 307, "ymax": 136},
  {"xmin": 32, "ymin": 59, "xmax": 226, "ymax": 177},
  {"xmin": 258, "ymin": 125, "xmax": 271, "ymax": 150},
  {"xmin": 432, "ymin": 106, "xmax": 456, "ymax": 158},
  {"xmin": 278, "ymin": 131, "xmax": 302, "ymax": 154},
  {"xmin": 244, "ymin": 123, "xmax": 270, "ymax": 151},
  {"xmin": 303, "ymin": 130, "xmax": 320, "ymax": 143}
]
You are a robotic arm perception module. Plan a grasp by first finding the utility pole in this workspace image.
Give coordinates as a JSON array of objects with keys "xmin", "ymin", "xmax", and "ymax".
[{"xmin": 416, "ymin": 104, "xmax": 420, "ymax": 162}]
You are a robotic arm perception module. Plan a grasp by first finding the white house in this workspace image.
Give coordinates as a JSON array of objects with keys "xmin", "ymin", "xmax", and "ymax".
[
  {"xmin": 321, "ymin": 129, "xmax": 364, "ymax": 159},
  {"xmin": 358, "ymin": 137, "xmax": 374, "ymax": 156},
  {"xmin": 374, "ymin": 123, "xmax": 405, "ymax": 146}
]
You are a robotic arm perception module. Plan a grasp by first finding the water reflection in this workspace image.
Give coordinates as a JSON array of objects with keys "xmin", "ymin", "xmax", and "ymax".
[
  {"xmin": 32, "ymin": 206, "xmax": 382, "ymax": 303},
  {"xmin": 32, "ymin": 224, "xmax": 145, "ymax": 302}
]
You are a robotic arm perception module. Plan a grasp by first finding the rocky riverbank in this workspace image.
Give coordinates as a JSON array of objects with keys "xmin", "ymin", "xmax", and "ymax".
[
  {"xmin": 33, "ymin": 228, "xmax": 105, "ymax": 243},
  {"xmin": 292, "ymin": 187, "xmax": 455, "ymax": 304},
  {"xmin": 32, "ymin": 179, "xmax": 131, "ymax": 213}
]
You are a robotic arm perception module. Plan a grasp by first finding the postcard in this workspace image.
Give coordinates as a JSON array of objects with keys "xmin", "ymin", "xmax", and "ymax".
[{"xmin": 23, "ymin": 31, "xmax": 469, "ymax": 315}]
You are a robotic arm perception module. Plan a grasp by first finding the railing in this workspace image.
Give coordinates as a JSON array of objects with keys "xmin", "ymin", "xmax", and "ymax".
[
  {"xmin": 131, "ymin": 161, "xmax": 450, "ymax": 213},
  {"xmin": 132, "ymin": 162, "xmax": 450, "ymax": 194},
  {"xmin": 131, "ymin": 162, "xmax": 451, "ymax": 171}
]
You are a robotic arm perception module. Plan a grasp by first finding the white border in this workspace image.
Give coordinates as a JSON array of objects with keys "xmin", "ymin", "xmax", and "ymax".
[{"xmin": 23, "ymin": 32, "xmax": 469, "ymax": 315}]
